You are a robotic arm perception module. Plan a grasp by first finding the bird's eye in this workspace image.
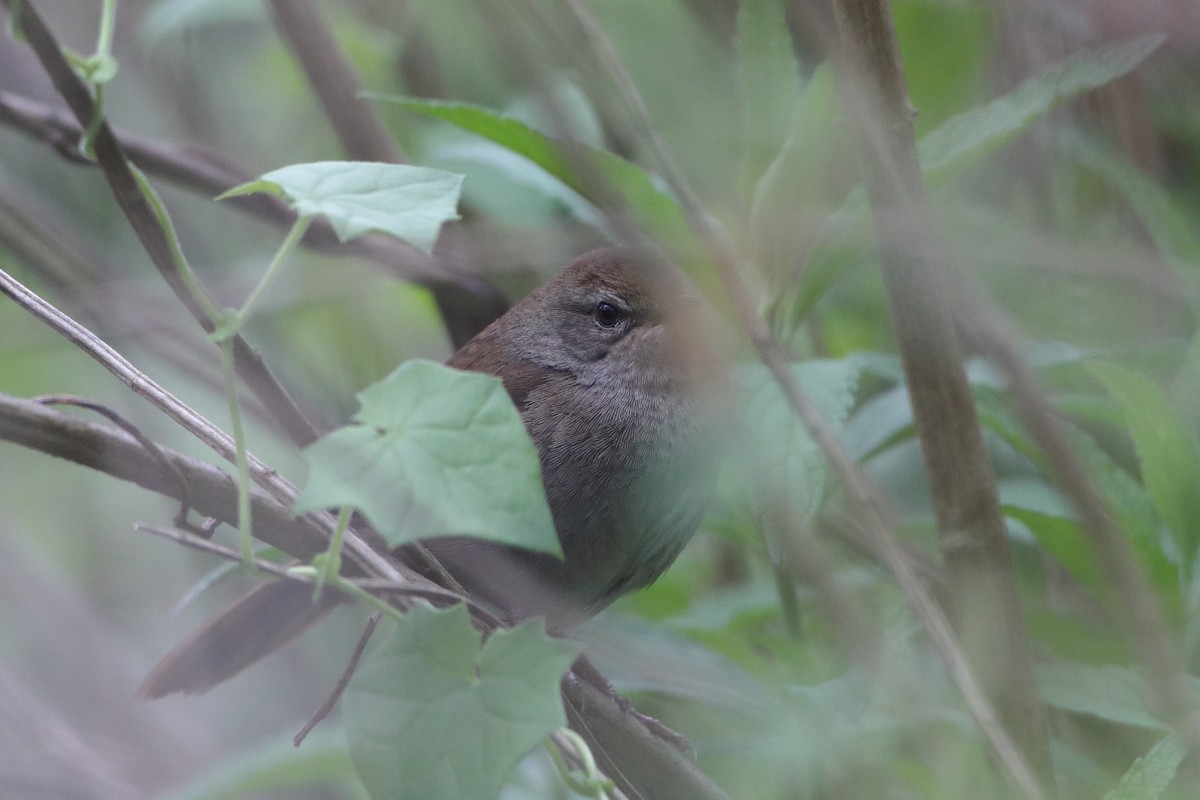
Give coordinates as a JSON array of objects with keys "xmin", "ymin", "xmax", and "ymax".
[{"xmin": 594, "ymin": 301, "xmax": 622, "ymax": 328}]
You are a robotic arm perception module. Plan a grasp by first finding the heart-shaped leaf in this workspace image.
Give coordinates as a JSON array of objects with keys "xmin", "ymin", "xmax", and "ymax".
[
  {"xmin": 294, "ymin": 360, "xmax": 560, "ymax": 556},
  {"xmin": 344, "ymin": 604, "xmax": 581, "ymax": 800}
]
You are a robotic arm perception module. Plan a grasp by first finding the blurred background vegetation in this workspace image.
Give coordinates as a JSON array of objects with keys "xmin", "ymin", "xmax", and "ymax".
[{"xmin": 2, "ymin": 0, "xmax": 1200, "ymax": 798}]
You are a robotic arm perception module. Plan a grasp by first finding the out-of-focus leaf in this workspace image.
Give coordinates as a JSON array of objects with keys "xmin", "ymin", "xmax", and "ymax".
[
  {"xmin": 371, "ymin": 96, "xmax": 688, "ymax": 240},
  {"xmin": 294, "ymin": 360, "xmax": 559, "ymax": 555},
  {"xmin": 749, "ymin": 67, "xmax": 856, "ymax": 330},
  {"xmin": 1027, "ymin": 610, "xmax": 1127, "ymax": 664},
  {"xmin": 840, "ymin": 385, "xmax": 915, "ymax": 462},
  {"xmin": 140, "ymin": 0, "xmax": 266, "ymax": 44},
  {"xmin": 221, "ymin": 161, "xmax": 463, "ymax": 254},
  {"xmin": 419, "ymin": 83, "xmax": 607, "ymax": 228},
  {"xmin": 975, "ymin": 386, "xmax": 1178, "ymax": 595},
  {"xmin": 579, "ymin": 613, "xmax": 775, "ymax": 710},
  {"xmin": 1004, "ymin": 505, "xmax": 1101, "ymax": 589},
  {"xmin": 736, "ymin": 358, "xmax": 861, "ymax": 523},
  {"xmin": 1068, "ymin": 133, "xmax": 1200, "ymax": 267},
  {"xmin": 999, "ymin": 474, "xmax": 1098, "ymax": 592},
  {"xmin": 343, "ymin": 605, "xmax": 580, "ymax": 800},
  {"xmin": 425, "ymin": 139, "xmax": 600, "ymax": 227},
  {"xmin": 1071, "ymin": 429, "xmax": 1181, "ymax": 597},
  {"xmin": 1087, "ymin": 360, "xmax": 1200, "ymax": 570},
  {"xmin": 736, "ymin": 0, "xmax": 802, "ymax": 195},
  {"xmin": 919, "ymin": 35, "xmax": 1163, "ymax": 185},
  {"xmin": 161, "ymin": 731, "xmax": 355, "ymax": 800},
  {"xmin": 892, "ymin": 0, "xmax": 989, "ymax": 133},
  {"xmin": 1038, "ymin": 662, "xmax": 1165, "ymax": 729},
  {"xmin": 1104, "ymin": 735, "xmax": 1188, "ymax": 800}
]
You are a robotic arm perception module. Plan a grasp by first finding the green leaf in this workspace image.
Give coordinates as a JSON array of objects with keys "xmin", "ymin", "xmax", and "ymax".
[
  {"xmin": 1037, "ymin": 662, "xmax": 1165, "ymax": 730},
  {"xmin": 343, "ymin": 604, "xmax": 581, "ymax": 800},
  {"xmin": 750, "ymin": 67, "xmax": 848, "ymax": 286},
  {"xmin": 220, "ymin": 162, "xmax": 463, "ymax": 254},
  {"xmin": 975, "ymin": 387, "xmax": 1178, "ymax": 594},
  {"xmin": 426, "ymin": 138, "xmax": 600, "ymax": 226},
  {"xmin": 736, "ymin": 0, "xmax": 802, "ymax": 195},
  {"xmin": 1067, "ymin": 132, "xmax": 1200, "ymax": 266},
  {"xmin": 918, "ymin": 35, "xmax": 1163, "ymax": 185},
  {"xmin": 1086, "ymin": 360, "xmax": 1200, "ymax": 570},
  {"xmin": 294, "ymin": 360, "xmax": 560, "ymax": 555},
  {"xmin": 1104, "ymin": 735, "xmax": 1188, "ymax": 800},
  {"xmin": 736, "ymin": 358, "xmax": 861, "ymax": 522},
  {"xmin": 161, "ymin": 731, "xmax": 355, "ymax": 800},
  {"xmin": 579, "ymin": 613, "xmax": 775, "ymax": 710},
  {"xmin": 140, "ymin": 0, "xmax": 266, "ymax": 45},
  {"xmin": 369, "ymin": 96, "xmax": 689, "ymax": 241},
  {"xmin": 841, "ymin": 384, "xmax": 915, "ymax": 461},
  {"xmin": 1003, "ymin": 502, "xmax": 1101, "ymax": 590},
  {"xmin": 892, "ymin": 0, "xmax": 989, "ymax": 134}
]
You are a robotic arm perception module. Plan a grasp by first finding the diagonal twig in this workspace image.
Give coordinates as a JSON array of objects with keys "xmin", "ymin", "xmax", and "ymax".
[
  {"xmin": 2, "ymin": 0, "xmax": 318, "ymax": 448},
  {"xmin": 0, "ymin": 264, "xmax": 402, "ymax": 583}
]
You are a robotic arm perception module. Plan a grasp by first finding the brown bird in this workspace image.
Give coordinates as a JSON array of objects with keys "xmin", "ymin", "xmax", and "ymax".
[{"xmin": 139, "ymin": 247, "xmax": 726, "ymax": 698}]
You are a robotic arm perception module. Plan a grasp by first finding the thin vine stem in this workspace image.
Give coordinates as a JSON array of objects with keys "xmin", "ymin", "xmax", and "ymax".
[
  {"xmin": 547, "ymin": 728, "xmax": 613, "ymax": 800},
  {"xmin": 128, "ymin": 165, "xmax": 223, "ymax": 321},
  {"xmin": 215, "ymin": 215, "xmax": 313, "ymax": 341},
  {"xmin": 95, "ymin": 0, "xmax": 116, "ymax": 59},
  {"xmin": 314, "ymin": 505, "xmax": 353, "ymax": 602},
  {"xmin": 218, "ymin": 338, "xmax": 256, "ymax": 569}
]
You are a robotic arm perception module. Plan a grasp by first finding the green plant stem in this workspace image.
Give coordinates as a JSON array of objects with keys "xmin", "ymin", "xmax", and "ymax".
[
  {"xmin": 131, "ymin": 163, "xmax": 256, "ymax": 569},
  {"xmin": 207, "ymin": 215, "xmax": 314, "ymax": 567},
  {"xmin": 772, "ymin": 562, "xmax": 803, "ymax": 639},
  {"xmin": 95, "ymin": 0, "xmax": 116, "ymax": 59},
  {"xmin": 290, "ymin": 564, "xmax": 408, "ymax": 623},
  {"xmin": 234, "ymin": 215, "xmax": 311, "ymax": 334},
  {"xmin": 79, "ymin": 82, "xmax": 103, "ymax": 158},
  {"xmin": 219, "ymin": 337, "xmax": 255, "ymax": 569},
  {"xmin": 75, "ymin": 0, "xmax": 117, "ymax": 157},
  {"xmin": 313, "ymin": 505, "xmax": 353, "ymax": 602},
  {"xmin": 6, "ymin": 0, "xmax": 25, "ymax": 41},
  {"xmin": 128, "ymin": 165, "xmax": 223, "ymax": 321},
  {"xmin": 547, "ymin": 729, "xmax": 612, "ymax": 799}
]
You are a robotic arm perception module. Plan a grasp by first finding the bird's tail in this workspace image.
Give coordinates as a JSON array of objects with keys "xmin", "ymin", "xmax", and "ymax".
[{"xmin": 137, "ymin": 580, "xmax": 343, "ymax": 699}]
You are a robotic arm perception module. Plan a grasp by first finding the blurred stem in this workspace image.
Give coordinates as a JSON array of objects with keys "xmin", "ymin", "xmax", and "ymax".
[
  {"xmin": 219, "ymin": 338, "xmax": 256, "ymax": 570},
  {"xmin": 824, "ymin": 0, "xmax": 1053, "ymax": 788},
  {"xmin": 772, "ymin": 562, "xmax": 803, "ymax": 639},
  {"xmin": 267, "ymin": 0, "xmax": 406, "ymax": 162},
  {"xmin": 314, "ymin": 506, "xmax": 353, "ymax": 603}
]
